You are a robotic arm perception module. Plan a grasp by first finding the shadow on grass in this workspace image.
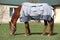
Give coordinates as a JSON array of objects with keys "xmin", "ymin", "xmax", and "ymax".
[
  {"xmin": 15, "ymin": 32, "xmax": 58, "ymax": 36},
  {"xmin": 31, "ymin": 33, "xmax": 58, "ymax": 35},
  {"xmin": 52, "ymin": 33, "xmax": 58, "ymax": 36},
  {"xmin": 15, "ymin": 33, "xmax": 25, "ymax": 35}
]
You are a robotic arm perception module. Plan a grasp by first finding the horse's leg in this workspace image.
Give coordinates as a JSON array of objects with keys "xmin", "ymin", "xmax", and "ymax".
[
  {"xmin": 48, "ymin": 19, "xmax": 54, "ymax": 36},
  {"xmin": 9, "ymin": 22, "xmax": 13, "ymax": 35},
  {"xmin": 41, "ymin": 20, "xmax": 48, "ymax": 35},
  {"xmin": 24, "ymin": 22, "xmax": 30, "ymax": 36},
  {"xmin": 9, "ymin": 22, "xmax": 16, "ymax": 35}
]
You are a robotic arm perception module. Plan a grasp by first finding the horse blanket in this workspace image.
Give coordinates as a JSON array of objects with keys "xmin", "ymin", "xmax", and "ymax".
[{"xmin": 20, "ymin": 2, "xmax": 54, "ymax": 22}]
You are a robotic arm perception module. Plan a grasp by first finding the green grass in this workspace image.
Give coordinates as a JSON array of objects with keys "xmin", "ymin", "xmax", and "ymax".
[{"xmin": 0, "ymin": 23, "xmax": 60, "ymax": 40}]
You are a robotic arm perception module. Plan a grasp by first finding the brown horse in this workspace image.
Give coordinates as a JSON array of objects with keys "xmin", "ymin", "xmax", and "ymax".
[{"xmin": 9, "ymin": 5, "xmax": 55, "ymax": 36}]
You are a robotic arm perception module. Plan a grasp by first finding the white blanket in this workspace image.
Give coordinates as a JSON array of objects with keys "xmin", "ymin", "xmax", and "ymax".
[{"xmin": 20, "ymin": 2, "xmax": 54, "ymax": 22}]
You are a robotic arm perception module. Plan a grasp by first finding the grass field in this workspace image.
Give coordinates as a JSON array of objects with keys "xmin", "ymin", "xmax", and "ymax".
[{"xmin": 0, "ymin": 22, "xmax": 60, "ymax": 40}]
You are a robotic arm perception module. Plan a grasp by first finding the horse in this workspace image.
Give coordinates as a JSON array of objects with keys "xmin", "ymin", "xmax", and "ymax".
[{"xmin": 9, "ymin": 4, "xmax": 55, "ymax": 36}]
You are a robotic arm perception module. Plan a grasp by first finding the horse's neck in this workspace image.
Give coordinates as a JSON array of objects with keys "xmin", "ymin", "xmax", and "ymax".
[{"xmin": 11, "ymin": 5, "xmax": 22, "ymax": 24}]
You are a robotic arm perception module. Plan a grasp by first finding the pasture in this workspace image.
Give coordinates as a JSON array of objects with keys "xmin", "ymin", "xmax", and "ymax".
[{"xmin": 0, "ymin": 22, "xmax": 60, "ymax": 40}]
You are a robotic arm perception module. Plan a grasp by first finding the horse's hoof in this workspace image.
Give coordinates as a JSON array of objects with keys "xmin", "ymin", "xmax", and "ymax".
[
  {"xmin": 48, "ymin": 34, "xmax": 51, "ymax": 36},
  {"xmin": 24, "ymin": 34, "xmax": 30, "ymax": 36},
  {"xmin": 48, "ymin": 33, "xmax": 53, "ymax": 36},
  {"xmin": 41, "ymin": 33, "xmax": 46, "ymax": 36},
  {"xmin": 9, "ymin": 32, "xmax": 14, "ymax": 36},
  {"xmin": 41, "ymin": 34, "xmax": 45, "ymax": 36}
]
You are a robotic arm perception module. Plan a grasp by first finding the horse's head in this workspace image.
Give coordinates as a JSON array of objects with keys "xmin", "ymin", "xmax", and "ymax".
[
  {"xmin": 9, "ymin": 21, "xmax": 16, "ymax": 35},
  {"xmin": 9, "ymin": 5, "xmax": 22, "ymax": 35}
]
